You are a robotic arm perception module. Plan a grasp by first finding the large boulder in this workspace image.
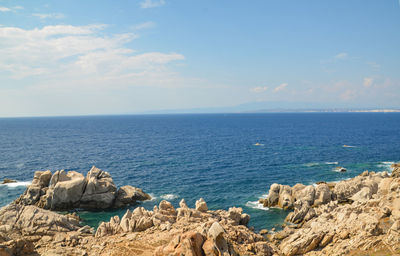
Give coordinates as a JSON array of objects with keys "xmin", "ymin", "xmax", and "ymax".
[
  {"xmin": 45, "ymin": 171, "xmax": 86, "ymax": 210},
  {"xmin": 295, "ymin": 185, "xmax": 315, "ymax": 206},
  {"xmin": 314, "ymin": 183, "xmax": 332, "ymax": 206},
  {"xmin": 154, "ymin": 231, "xmax": 205, "ymax": 256},
  {"xmin": 195, "ymin": 198, "xmax": 208, "ymax": 212},
  {"xmin": 79, "ymin": 166, "xmax": 117, "ymax": 209},
  {"xmin": 264, "ymin": 183, "xmax": 280, "ymax": 207},
  {"xmin": 32, "ymin": 170, "xmax": 52, "ymax": 187},
  {"xmin": 114, "ymin": 185, "xmax": 151, "ymax": 208}
]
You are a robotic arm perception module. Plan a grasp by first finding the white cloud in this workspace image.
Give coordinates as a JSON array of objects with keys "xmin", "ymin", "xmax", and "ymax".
[
  {"xmin": 0, "ymin": 6, "xmax": 11, "ymax": 12},
  {"xmin": 363, "ymin": 77, "xmax": 373, "ymax": 87},
  {"xmin": 33, "ymin": 13, "xmax": 66, "ymax": 19},
  {"xmin": 140, "ymin": 0, "xmax": 166, "ymax": 8},
  {"xmin": 334, "ymin": 52, "xmax": 348, "ymax": 60},
  {"xmin": 250, "ymin": 86, "xmax": 268, "ymax": 93},
  {"xmin": 273, "ymin": 83, "xmax": 288, "ymax": 92},
  {"xmin": 13, "ymin": 6, "xmax": 24, "ymax": 10},
  {"xmin": 133, "ymin": 21, "xmax": 156, "ymax": 30},
  {"xmin": 0, "ymin": 24, "xmax": 184, "ymax": 85}
]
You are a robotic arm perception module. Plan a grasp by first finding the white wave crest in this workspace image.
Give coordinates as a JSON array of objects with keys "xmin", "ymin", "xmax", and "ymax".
[
  {"xmin": 303, "ymin": 162, "xmax": 320, "ymax": 167},
  {"xmin": 245, "ymin": 200, "xmax": 269, "ymax": 211},
  {"xmin": 0, "ymin": 181, "xmax": 31, "ymax": 188},
  {"xmin": 377, "ymin": 161, "xmax": 394, "ymax": 168},
  {"xmin": 332, "ymin": 167, "xmax": 347, "ymax": 173},
  {"xmin": 148, "ymin": 193, "xmax": 157, "ymax": 201},
  {"xmin": 160, "ymin": 194, "xmax": 178, "ymax": 200},
  {"xmin": 325, "ymin": 162, "xmax": 339, "ymax": 165}
]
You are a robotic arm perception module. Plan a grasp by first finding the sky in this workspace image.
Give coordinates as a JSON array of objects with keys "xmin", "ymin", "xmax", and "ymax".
[{"xmin": 0, "ymin": 0, "xmax": 399, "ymax": 117}]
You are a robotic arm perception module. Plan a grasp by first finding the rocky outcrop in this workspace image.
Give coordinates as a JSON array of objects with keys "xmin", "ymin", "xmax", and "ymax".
[
  {"xmin": 3, "ymin": 167, "xmax": 400, "ymax": 256},
  {"xmin": 16, "ymin": 166, "xmax": 151, "ymax": 210},
  {"xmin": 260, "ymin": 171, "xmax": 388, "ymax": 213},
  {"xmin": 0, "ymin": 203, "xmax": 92, "ymax": 255},
  {"xmin": 259, "ymin": 182, "xmax": 332, "ymax": 211},
  {"xmin": 0, "ymin": 197, "xmax": 273, "ymax": 256},
  {"xmin": 95, "ymin": 198, "xmax": 274, "ymax": 255},
  {"xmin": 265, "ymin": 171, "xmax": 400, "ymax": 256}
]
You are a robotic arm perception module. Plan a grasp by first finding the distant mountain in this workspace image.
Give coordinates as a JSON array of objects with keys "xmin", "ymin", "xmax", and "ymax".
[{"xmin": 142, "ymin": 101, "xmax": 400, "ymax": 114}]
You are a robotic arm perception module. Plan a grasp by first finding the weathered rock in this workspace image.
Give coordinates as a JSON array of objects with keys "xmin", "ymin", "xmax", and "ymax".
[
  {"xmin": 278, "ymin": 185, "xmax": 293, "ymax": 209},
  {"xmin": 155, "ymin": 231, "xmax": 205, "ymax": 256},
  {"xmin": 1, "ymin": 178, "xmax": 17, "ymax": 184},
  {"xmin": 46, "ymin": 171, "xmax": 86, "ymax": 210},
  {"xmin": 313, "ymin": 183, "xmax": 332, "ymax": 206},
  {"xmin": 285, "ymin": 200, "xmax": 312, "ymax": 224},
  {"xmin": 392, "ymin": 166, "xmax": 400, "ymax": 178},
  {"xmin": 195, "ymin": 198, "xmax": 208, "ymax": 212},
  {"xmin": 0, "ymin": 203, "xmax": 80, "ymax": 237},
  {"xmin": 295, "ymin": 185, "xmax": 315, "ymax": 206},
  {"xmin": 335, "ymin": 167, "xmax": 347, "ymax": 172},
  {"xmin": 80, "ymin": 166, "xmax": 117, "ymax": 209},
  {"xmin": 208, "ymin": 222, "xmax": 225, "ymax": 240},
  {"xmin": 32, "ymin": 170, "xmax": 52, "ymax": 187},
  {"xmin": 264, "ymin": 183, "xmax": 280, "ymax": 207},
  {"xmin": 17, "ymin": 166, "xmax": 151, "ymax": 211},
  {"xmin": 114, "ymin": 185, "xmax": 151, "ymax": 208}
]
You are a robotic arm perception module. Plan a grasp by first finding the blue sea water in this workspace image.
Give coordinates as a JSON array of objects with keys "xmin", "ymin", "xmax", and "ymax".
[{"xmin": 0, "ymin": 113, "xmax": 399, "ymax": 230}]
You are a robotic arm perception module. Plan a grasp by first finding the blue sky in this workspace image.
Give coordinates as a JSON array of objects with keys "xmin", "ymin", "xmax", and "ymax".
[{"xmin": 0, "ymin": 0, "xmax": 399, "ymax": 116}]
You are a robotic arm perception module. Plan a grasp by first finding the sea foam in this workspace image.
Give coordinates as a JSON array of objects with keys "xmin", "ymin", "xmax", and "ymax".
[
  {"xmin": 160, "ymin": 194, "xmax": 178, "ymax": 200},
  {"xmin": 245, "ymin": 200, "xmax": 269, "ymax": 211},
  {"xmin": 0, "ymin": 181, "xmax": 31, "ymax": 188}
]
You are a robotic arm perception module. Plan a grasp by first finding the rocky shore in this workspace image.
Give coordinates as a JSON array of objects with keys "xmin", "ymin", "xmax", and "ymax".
[
  {"xmin": 1, "ymin": 165, "xmax": 400, "ymax": 255},
  {"xmin": 15, "ymin": 166, "xmax": 151, "ymax": 210}
]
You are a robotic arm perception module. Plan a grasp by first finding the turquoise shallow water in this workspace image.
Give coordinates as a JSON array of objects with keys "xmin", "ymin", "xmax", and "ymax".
[{"xmin": 0, "ymin": 113, "xmax": 399, "ymax": 230}]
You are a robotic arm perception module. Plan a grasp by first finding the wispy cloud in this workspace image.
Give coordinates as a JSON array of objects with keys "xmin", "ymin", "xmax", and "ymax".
[
  {"xmin": 0, "ymin": 6, "xmax": 23, "ymax": 12},
  {"xmin": 273, "ymin": 83, "xmax": 288, "ymax": 92},
  {"xmin": 334, "ymin": 52, "xmax": 348, "ymax": 60},
  {"xmin": 133, "ymin": 21, "xmax": 156, "ymax": 30},
  {"xmin": 367, "ymin": 61, "xmax": 380, "ymax": 69},
  {"xmin": 363, "ymin": 77, "xmax": 374, "ymax": 87},
  {"xmin": 140, "ymin": 0, "xmax": 166, "ymax": 9},
  {"xmin": 250, "ymin": 86, "xmax": 268, "ymax": 93},
  {"xmin": 33, "ymin": 13, "xmax": 66, "ymax": 19},
  {"xmin": 0, "ymin": 6, "xmax": 11, "ymax": 12}
]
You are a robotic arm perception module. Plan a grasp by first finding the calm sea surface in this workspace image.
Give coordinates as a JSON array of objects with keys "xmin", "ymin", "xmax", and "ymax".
[{"xmin": 0, "ymin": 113, "xmax": 399, "ymax": 230}]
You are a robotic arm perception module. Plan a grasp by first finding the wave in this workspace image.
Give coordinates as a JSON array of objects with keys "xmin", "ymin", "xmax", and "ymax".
[
  {"xmin": 148, "ymin": 193, "xmax": 157, "ymax": 201},
  {"xmin": 325, "ymin": 162, "xmax": 338, "ymax": 165},
  {"xmin": 303, "ymin": 162, "xmax": 320, "ymax": 167},
  {"xmin": 377, "ymin": 161, "xmax": 394, "ymax": 168},
  {"xmin": 332, "ymin": 167, "xmax": 347, "ymax": 173},
  {"xmin": 245, "ymin": 200, "xmax": 269, "ymax": 211},
  {"xmin": 160, "ymin": 194, "xmax": 178, "ymax": 200},
  {"xmin": 0, "ymin": 181, "xmax": 31, "ymax": 188},
  {"xmin": 304, "ymin": 162, "xmax": 338, "ymax": 167}
]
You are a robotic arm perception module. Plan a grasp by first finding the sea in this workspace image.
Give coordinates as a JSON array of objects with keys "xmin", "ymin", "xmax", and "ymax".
[{"xmin": 0, "ymin": 113, "xmax": 399, "ymax": 231}]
